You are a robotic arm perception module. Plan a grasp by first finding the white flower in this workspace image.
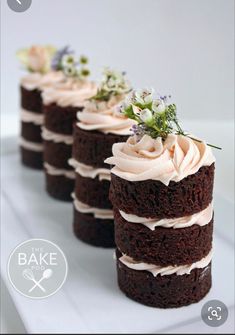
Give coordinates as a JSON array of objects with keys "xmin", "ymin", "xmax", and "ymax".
[
  {"xmin": 63, "ymin": 64, "xmax": 77, "ymax": 77},
  {"xmin": 134, "ymin": 88, "xmax": 154, "ymax": 105},
  {"xmin": 139, "ymin": 108, "xmax": 153, "ymax": 123},
  {"xmin": 132, "ymin": 105, "xmax": 141, "ymax": 116},
  {"xmin": 62, "ymin": 54, "xmax": 76, "ymax": 67},
  {"xmin": 101, "ymin": 68, "xmax": 130, "ymax": 95},
  {"xmin": 17, "ymin": 45, "xmax": 56, "ymax": 73},
  {"xmin": 119, "ymin": 101, "xmax": 129, "ymax": 114},
  {"xmin": 27, "ymin": 46, "xmax": 53, "ymax": 73},
  {"xmin": 152, "ymin": 99, "xmax": 166, "ymax": 113},
  {"xmin": 124, "ymin": 90, "xmax": 136, "ymax": 105}
]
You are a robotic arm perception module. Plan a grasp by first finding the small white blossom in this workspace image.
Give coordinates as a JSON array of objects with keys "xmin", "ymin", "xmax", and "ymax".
[
  {"xmin": 100, "ymin": 68, "xmax": 130, "ymax": 95},
  {"xmin": 134, "ymin": 88, "xmax": 154, "ymax": 105},
  {"xmin": 62, "ymin": 54, "xmax": 77, "ymax": 67},
  {"xmin": 139, "ymin": 108, "xmax": 153, "ymax": 123},
  {"xmin": 63, "ymin": 64, "xmax": 77, "ymax": 77},
  {"xmin": 152, "ymin": 99, "xmax": 166, "ymax": 113}
]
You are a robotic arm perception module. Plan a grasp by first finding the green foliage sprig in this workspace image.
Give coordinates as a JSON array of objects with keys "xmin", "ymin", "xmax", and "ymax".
[
  {"xmin": 90, "ymin": 68, "xmax": 131, "ymax": 102},
  {"xmin": 120, "ymin": 89, "xmax": 221, "ymax": 150}
]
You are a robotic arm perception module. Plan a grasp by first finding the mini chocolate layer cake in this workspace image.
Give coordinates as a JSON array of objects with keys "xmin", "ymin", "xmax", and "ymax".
[
  {"xmin": 21, "ymin": 86, "xmax": 42, "ymax": 112},
  {"xmin": 116, "ymin": 249, "xmax": 212, "ymax": 308},
  {"xmin": 44, "ymin": 140, "xmax": 72, "ymax": 169},
  {"xmin": 73, "ymin": 208, "xmax": 115, "ymax": 248},
  {"xmin": 45, "ymin": 173, "xmax": 75, "ymax": 201},
  {"xmin": 73, "ymin": 125, "xmax": 129, "ymax": 168},
  {"xmin": 75, "ymin": 174, "xmax": 112, "ymax": 209},
  {"xmin": 110, "ymin": 164, "xmax": 215, "ymax": 219},
  {"xmin": 20, "ymin": 87, "xmax": 43, "ymax": 169},
  {"xmin": 44, "ymin": 103, "xmax": 82, "ymax": 134},
  {"xmin": 114, "ymin": 209, "xmax": 213, "ymax": 266},
  {"xmin": 21, "ymin": 147, "xmax": 43, "ymax": 170}
]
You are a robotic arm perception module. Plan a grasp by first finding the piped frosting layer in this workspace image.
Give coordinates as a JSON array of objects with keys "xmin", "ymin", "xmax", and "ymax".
[
  {"xmin": 119, "ymin": 249, "xmax": 213, "ymax": 276},
  {"xmin": 42, "ymin": 79, "xmax": 97, "ymax": 107},
  {"xmin": 119, "ymin": 203, "xmax": 213, "ymax": 230},
  {"xmin": 68, "ymin": 158, "xmax": 111, "ymax": 181},
  {"xmin": 42, "ymin": 127, "xmax": 73, "ymax": 145},
  {"xmin": 105, "ymin": 134, "xmax": 215, "ymax": 186},
  {"xmin": 77, "ymin": 96, "xmax": 135, "ymax": 135},
  {"xmin": 20, "ymin": 137, "xmax": 43, "ymax": 152},
  {"xmin": 44, "ymin": 162, "xmax": 75, "ymax": 179},
  {"xmin": 72, "ymin": 193, "xmax": 114, "ymax": 219},
  {"xmin": 21, "ymin": 109, "xmax": 44, "ymax": 125}
]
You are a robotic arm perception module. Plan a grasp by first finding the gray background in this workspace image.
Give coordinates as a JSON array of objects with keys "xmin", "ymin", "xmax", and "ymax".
[{"xmin": 1, "ymin": 0, "xmax": 234, "ymax": 120}]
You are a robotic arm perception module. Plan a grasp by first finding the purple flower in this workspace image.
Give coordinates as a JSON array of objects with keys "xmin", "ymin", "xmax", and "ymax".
[
  {"xmin": 130, "ymin": 124, "xmax": 146, "ymax": 138},
  {"xmin": 51, "ymin": 45, "xmax": 74, "ymax": 71}
]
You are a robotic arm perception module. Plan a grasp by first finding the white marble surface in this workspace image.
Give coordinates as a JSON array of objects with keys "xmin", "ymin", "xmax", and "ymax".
[{"xmin": 1, "ymin": 121, "xmax": 234, "ymax": 333}]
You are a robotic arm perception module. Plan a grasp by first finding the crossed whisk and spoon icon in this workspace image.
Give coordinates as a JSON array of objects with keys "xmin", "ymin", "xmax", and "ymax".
[{"xmin": 22, "ymin": 268, "xmax": 53, "ymax": 292}]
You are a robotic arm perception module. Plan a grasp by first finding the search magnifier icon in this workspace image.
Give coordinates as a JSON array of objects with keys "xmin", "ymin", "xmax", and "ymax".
[{"xmin": 211, "ymin": 310, "xmax": 218, "ymax": 318}]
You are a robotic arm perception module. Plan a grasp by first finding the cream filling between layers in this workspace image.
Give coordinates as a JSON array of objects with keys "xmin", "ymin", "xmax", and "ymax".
[
  {"xmin": 44, "ymin": 162, "xmax": 75, "ymax": 179},
  {"xmin": 68, "ymin": 158, "xmax": 111, "ymax": 181},
  {"xmin": 20, "ymin": 137, "xmax": 43, "ymax": 152},
  {"xmin": 72, "ymin": 193, "xmax": 114, "ymax": 219},
  {"xmin": 119, "ymin": 249, "xmax": 213, "ymax": 277},
  {"xmin": 119, "ymin": 203, "xmax": 213, "ymax": 230},
  {"xmin": 41, "ymin": 127, "xmax": 73, "ymax": 145},
  {"xmin": 21, "ymin": 108, "xmax": 44, "ymax": 125}
]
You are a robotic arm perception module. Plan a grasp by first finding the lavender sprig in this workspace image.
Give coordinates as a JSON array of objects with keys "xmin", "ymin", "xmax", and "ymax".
[{"xmin": 51, "ymin": 45, "xmax": 74, "ymax": 71}]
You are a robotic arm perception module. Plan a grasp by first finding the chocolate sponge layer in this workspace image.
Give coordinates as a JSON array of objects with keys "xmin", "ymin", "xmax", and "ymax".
[
  {"xmin": 72, "ymin": 125, "xmax": 129, "ymax": 168},
  {"xmin": 45, "ymin": 173, "xmax": 74, "ymax": 201},
  {"xmin": 114, "ymin": 208, "xmax": 213, "ymax": 266},
  {"xmin": 75, "ymin": 173, "xmax": 112, "ymax": 209},
  {"xmin": 21, "ymin": 86, "xmax": 42, "ymax": 112},
  {"xmin": 21, "ymin": 147, "xmax": 43, "ymax": 170},
  {"xmin": 73, "ymin": 207, "xmax": 115, "ymax": 248},
  {"xmin": 21, "ymin": 122, "xmax": 42, "ymax": 143},
  {"xmin": 116, "ymin": 249, "xmax": 211, "ymax": 308},
  {"xmin": 43, "ymin": 140, "xmax": 72, "ymax": 169},
  {"xmin": 110, "ymin": 164, "xmax": 214, "ymax": 219},
  {"xmin": 44, "ymin": 103, "xmax": 83, "ymax": 135}
]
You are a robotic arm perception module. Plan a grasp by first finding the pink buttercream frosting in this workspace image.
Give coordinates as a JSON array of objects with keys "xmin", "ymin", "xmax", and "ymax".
[
  {"xmin": 42, "ymin": 78, "xmax": 97, "ymax": 107},
  {"xmin": 20, "ymin": 71, "xmax": 65, "ymax": 91},
  {"xmin": 105, "ymin": 134, "xmax": 215, "ymax": 185},
  {"xmin": 77, "ymin": 95, "xmax": 135, "ymax": 135}
]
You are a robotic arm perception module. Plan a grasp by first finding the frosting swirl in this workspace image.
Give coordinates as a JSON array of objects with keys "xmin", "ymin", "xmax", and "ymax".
[
  {"xmin": 105, "ymin": 134, "xmax": 215, "ymax": 185},
  {"xmin": 20, "ymin": 71, "xmax": 65, "ymax": 91},
  {"xmin": 77, "ymin": 95, "xmax": 135, "ymax": 135},
  {"xmin": 42, "ymin": 78, "xmax": 97, "ymax": 107}
]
